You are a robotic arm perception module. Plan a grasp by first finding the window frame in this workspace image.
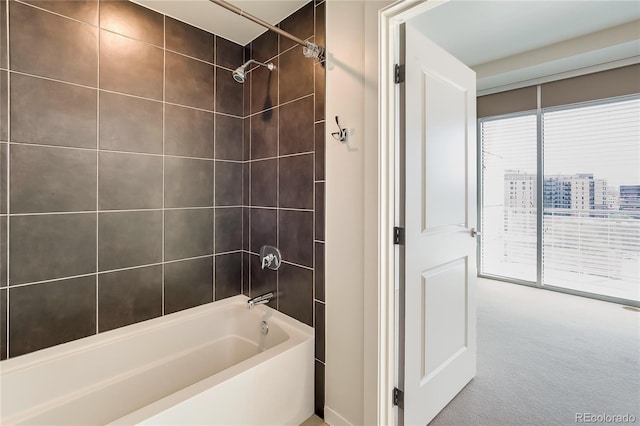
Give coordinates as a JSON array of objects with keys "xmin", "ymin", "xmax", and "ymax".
[
  {"xmin": 477, "ymin": 94, "xmax": 640, "ymax": 307},
  {"xmin": 478, "ymin": 110, "xmax": 538, "ymax": 288}
]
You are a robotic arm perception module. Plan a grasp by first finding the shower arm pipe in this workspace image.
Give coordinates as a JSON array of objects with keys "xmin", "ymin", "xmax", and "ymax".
[
  {"xmin": 208, "ymin": 0, "xmax": 324, "ymax": 58},
  {"xmin": 243, "ymin": 59, "xmax": 274, "ymax": 70}
]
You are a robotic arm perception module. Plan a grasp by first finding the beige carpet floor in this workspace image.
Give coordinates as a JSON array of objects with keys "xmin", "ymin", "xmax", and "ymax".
[{"xmin": 430, "ymin": 278, "xmax": 640, "ymax": 426}]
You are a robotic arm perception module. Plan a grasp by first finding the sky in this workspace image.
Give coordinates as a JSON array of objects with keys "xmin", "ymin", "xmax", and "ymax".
[{"xmin": 482, "ymin": 97, "xmax": 640, "ymax": 189}]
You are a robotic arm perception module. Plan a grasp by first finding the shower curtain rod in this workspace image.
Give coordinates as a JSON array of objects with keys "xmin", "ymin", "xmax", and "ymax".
[{"xmin": 208, "ymin": 0, "xmax": 325, "ymax": 59}]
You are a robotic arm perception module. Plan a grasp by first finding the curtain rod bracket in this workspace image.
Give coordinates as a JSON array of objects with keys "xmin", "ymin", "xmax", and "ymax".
[{"xmin": 303, "ymin": 42, "xmax": 325, "ymax": 60}]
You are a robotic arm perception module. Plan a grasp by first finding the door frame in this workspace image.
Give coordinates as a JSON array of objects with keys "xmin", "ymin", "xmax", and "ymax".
[{"xmin": 377, "ymin": 1, "xmax": 455, "ymax": 424}]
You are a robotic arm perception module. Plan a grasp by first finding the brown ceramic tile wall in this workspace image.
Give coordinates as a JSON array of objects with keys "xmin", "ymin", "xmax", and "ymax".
[
  {"xmin": 0, "ymin": 0, "xmax": 326, "ymax": 416},
  {"xmin": 243, "ymin": 0, "xmax": 326, "ymax": 416},
  {"xmin": 0, "ymin": 0, "xmax": 247, "ymax": 360}
]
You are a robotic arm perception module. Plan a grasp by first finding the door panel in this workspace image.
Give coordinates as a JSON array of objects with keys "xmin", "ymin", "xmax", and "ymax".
[
  {"xmin": 402, "ymin": 21, "xmax": 477, "ymax": 426},
  {"xmin": 422, "ymin": 258, "xmax": 468, "ymax": 380},
  {"xmin": 422, "ymin": 71, "xmax": 468, "ymax": 231}
]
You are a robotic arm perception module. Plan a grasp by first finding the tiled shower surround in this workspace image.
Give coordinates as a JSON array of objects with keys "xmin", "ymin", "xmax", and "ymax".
[
  {"xmin": 242, "ymin": 0, "xmax": 326, "ymax": 416},
  {"xmin": 0, "ymin": 0, "xmax": 325, "ymax": 415}
]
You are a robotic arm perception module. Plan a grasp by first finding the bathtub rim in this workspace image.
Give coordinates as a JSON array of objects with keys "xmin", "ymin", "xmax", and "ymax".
[
  {"xmin": 0, "ymin": 294, "xmax": 313, "ymax": 375},
  {"xmin": 1, "ymin": 295, "xmax": 314, "ymax": 425}
]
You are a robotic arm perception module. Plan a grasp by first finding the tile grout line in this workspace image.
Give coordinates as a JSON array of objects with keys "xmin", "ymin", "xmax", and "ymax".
[
  {"xmin": 276, "ymin": 30, "xmax": 280, "ymax": 312},
  {"xmin": 7, "ymin": 69, "xmax": 245, "ymax": 119},
  {"xmin": 7, "ymin": 252, "xmax": 238, "ymax": 290},
  {"xmin": 247, "ymin": 150, "xmax": 315, "ymax": 162},
  {"xmin": 7, "ymin": 206, "xmax": 230, "ymax": 217},
  {"xmin": 243, "ymin": 44, "xmax": 250, "ymax": 297},
  {"xmin": 100, "ymin": 27, "xmax": 160, "ymax": 52},
  {"xmin": 240, "ymin": 44, "xmax": 244, "ymax": 296},
  {"xmin": 316, "ymin": 1, "xmax": 325, "ymax": 373},
  {"xmin": 313, "ymin": 3, "xmax": 317, "ymax": 330},
  {"xmin": 5, "ymin": 0, "xmax": 10, "ymax": 359},
  {"xmin": 212, "ymin": 54, "xmax": 217, "ymax": 301},
  {"xmin": 248, "ymin": 39, "xmax": 253, "ymax": 299},
  {"xmin": 246, "ymin": 92, "xmax": 314, "ymax": 119},
  {"xmin": 161, "ymin": 15, "xmax": 166, "ymax": 316},
  {"xmin": 13, "ymin": 0, "xmax": 97, "ymax": 28},
  {"xmin": 5, "ymin": 140, "xmax": 245, "ymax": 163},
  {"xmin": 95, "ymin": 0, "xmax": 101, "ymax": 335},
  {"xmin": 251, "ymin": 207, "xmax": 314, "ymax": 213},
  {"xmin": 209, "ymin": 109, "xmax": 243, "ymax": 120}
]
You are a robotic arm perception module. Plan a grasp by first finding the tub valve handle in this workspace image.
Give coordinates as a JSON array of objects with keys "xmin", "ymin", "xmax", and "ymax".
[
  {"xmin": 262, "ymin": 253, "xmax": 275, "ymax": 269},
  {"xmin": 260, "ymin": 246, "xmax": 281, "ymax": 270}
]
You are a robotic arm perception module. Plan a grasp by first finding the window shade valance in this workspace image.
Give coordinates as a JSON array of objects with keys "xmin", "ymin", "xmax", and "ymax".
[
  {"xmin": 477, "ymin": 63, "xmax": 640, "ymax": 118},
  {"xmin": 541, "ymin": 64, "xmax": 640, "ymax": 108},
  {"xmin": 477, "ymin": 86, "xmax": 537, "ymax": 118}
]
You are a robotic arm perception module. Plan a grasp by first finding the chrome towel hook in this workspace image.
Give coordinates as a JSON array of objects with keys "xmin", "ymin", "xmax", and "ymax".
[{"xmin": 331, "ymin": 116, "xmax": 347, "ymax": 143}]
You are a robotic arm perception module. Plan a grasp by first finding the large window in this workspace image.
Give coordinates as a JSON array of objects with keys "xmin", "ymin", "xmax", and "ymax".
[
  {"xmin": 480, "ymin": 114, "xmax": 537, "ymax": 282},
  {"xmin": 480, "ymin": 93, "xmax": 640, "ymax": 304},
  {"xmin": 542, "ymin": 98, "xmax": 640, "ymax": 301}
]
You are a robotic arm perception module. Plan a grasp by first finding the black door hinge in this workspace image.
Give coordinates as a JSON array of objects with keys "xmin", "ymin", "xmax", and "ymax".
[
  {"xmin": 393, "ymin": 227, "xmax": 405, "ymax": 245},
  {"xmin": 393, "ymin": 387, "xmax": 404, "ymax": 409},
  {"xmin": 394, "ymin": 64, "xmax": 405, "ymax": 84}
]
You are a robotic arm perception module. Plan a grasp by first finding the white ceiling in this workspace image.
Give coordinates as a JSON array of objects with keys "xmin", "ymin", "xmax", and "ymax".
[
  {"xmin": 409, "ymin": 0, "xmax": 640, "ymax": 92},
  {"xmin": 133, "ymin": 0, "xmax": 308, "ymax": 45},
  {"xmin": 411, "ymin": 0, "xmax": 640, "ymax": 67},
  {"xmin": 134, "ymin": 0, "xmax": 640, "ymax": 91}
]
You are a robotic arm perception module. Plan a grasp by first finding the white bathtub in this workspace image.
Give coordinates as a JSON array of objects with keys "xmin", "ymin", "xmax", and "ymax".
[{"xmin": 0, "ymin": 295, "xmax": 314, "ymax": 425}]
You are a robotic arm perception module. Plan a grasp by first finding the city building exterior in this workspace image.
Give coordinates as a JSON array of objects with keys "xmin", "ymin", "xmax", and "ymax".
[
  {"xmin": 504, "ymin": 172, "xmax": 621, "ymax": 217},
  {"xmin": 620, "ymin": 185, "xmax": 640, "ymax": 218}
]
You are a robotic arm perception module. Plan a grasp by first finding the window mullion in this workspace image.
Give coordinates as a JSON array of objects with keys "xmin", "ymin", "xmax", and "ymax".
[{"xmin": 536, "ymin": 85, "xmax": 543, "ymax": 288}]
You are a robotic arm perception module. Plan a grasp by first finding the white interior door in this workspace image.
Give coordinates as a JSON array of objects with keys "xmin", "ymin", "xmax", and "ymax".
[{"xmin": 401, "ymin": 22, "xmax": 477, "ymax": 426}]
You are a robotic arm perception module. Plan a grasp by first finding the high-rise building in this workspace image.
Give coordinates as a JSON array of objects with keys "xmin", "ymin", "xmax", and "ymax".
[
  {"xmin": 605, "ymin": 188, "xmax": 619, "ymax": 210},
  {"xmin": 543, "ymin": 176, "xmax": 571, "ymax": 213},
  {"xmin": 619, "ymin": 185, "xmax": 640, "ymax": 217},
  {"xmin": 567, "ymin": 174, "xmax": 595, "ymax": 216},
  {"xmin": 505, "ymin": 172, "xmax": 600, "ymax": 216},
  {"xmin": 594, "ymin": 179, "xmax": 608, "ymax": 210},
  {"xmin": 504, "ymin": 171, "xmax": 536, "ymax": 215},
  {"xmin": 503, "ymin": 171, "xmax": 537, "ymax": 264}
]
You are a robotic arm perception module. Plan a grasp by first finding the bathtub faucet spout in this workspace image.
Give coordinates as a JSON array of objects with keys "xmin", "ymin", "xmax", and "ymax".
[{"xmin": 247, "ymin": 292, "xmax": 274, "ymax": 309}]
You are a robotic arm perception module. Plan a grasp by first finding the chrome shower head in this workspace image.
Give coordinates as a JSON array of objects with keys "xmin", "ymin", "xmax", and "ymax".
[
  {"xmin": 233, "ymin": 66, "xmax": 247, "ymax": 83},
  {"xmin": 232, "ymin": 59, "xmax": 274, "ymax": 83}
]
